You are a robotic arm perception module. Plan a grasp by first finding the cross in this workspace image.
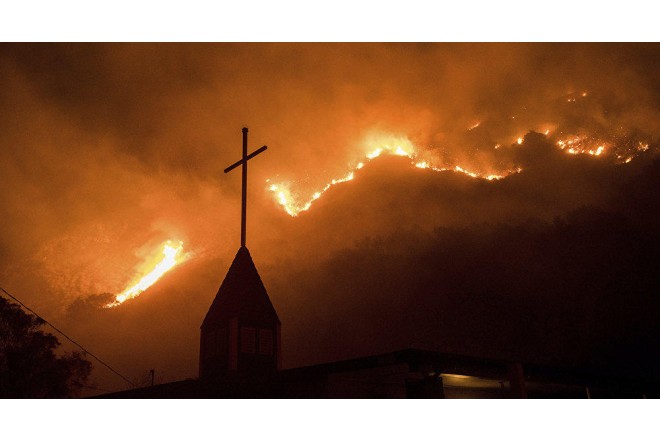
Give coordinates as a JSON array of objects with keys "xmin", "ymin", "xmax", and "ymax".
[{"xmin": 224, "ymin": 127, "xmax": 268, "ymax": 248}]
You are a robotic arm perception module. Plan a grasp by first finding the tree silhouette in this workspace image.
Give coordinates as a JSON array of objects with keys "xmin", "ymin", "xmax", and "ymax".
[{"xmin": 0, "ymin": 296, "xmax": 92, "ymax": 398}]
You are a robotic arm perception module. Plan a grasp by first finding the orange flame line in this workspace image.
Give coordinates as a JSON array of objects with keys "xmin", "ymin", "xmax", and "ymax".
[{"xmin": 105, "ymin": 241, "xmax": 184, "ymax": 308}]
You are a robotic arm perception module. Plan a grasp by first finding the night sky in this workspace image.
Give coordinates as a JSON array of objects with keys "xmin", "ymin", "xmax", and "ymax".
[{"xmin": 1, "ymin": 43, "xmax": 658, "ymax": 393}]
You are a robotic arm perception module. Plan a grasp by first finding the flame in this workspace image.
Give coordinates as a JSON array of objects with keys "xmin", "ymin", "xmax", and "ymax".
[
  {"xmin": 267, "ymin": 118, "xmax": 651, "ymax": 217},
  {"xmin": 556, "ymin": 136, "xmax": 608, "ymax": 156},
  {"xmin": 613, "ymin": 141, "xmax": 649, "ymax": 163},
  {"xmin": 269, "ymin": 170, "xmax": 355, "ymax": 217},
  {"xmin": 363, "ymin": 136, "xmax": 415, "ymax": 160},
  {"xmin": 268, "ymin": 134, "xmax": 520, "ymax": 217},
  {"xmin": 366, "ymin": 148, "xmax": 383, "ymax": 159},
  {"xmin": 105, "ymin": 241, "xmax": 185, "ymax": 308}
]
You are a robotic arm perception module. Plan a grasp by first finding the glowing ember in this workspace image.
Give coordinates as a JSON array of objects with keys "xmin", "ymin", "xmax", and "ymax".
[
  {"xmin": 517, "ymin": 137, "xmax": 524, "ymax": 145},
  {"xmin": 105, "ymin": 241, "xmax": 185, "ymax": 308}
]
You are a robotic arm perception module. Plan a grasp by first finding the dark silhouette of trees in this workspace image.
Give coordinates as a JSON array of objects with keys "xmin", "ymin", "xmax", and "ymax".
[{"xmin": 0, "ymin": 296, "xmax": 92, "ymax": 398}]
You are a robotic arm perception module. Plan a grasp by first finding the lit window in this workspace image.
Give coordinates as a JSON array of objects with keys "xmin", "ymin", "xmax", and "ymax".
[
  {"xmin": 259, "ymin": 329, "xmax": 273, "ymax": 355},
  {"xmin": 241, "ymin": 327, "xmax": 256, "ymax": 354}
]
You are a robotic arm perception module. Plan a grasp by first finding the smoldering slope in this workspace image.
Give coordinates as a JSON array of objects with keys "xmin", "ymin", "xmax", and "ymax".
[{"xmin": 0, "ymin": 44, "xmax": 658, "ymax": 392}]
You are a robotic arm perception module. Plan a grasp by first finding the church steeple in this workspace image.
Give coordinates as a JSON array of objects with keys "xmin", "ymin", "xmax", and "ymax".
[{"xmin": 200, "ymin": 246, "xmax": 281, "ymax": 378}]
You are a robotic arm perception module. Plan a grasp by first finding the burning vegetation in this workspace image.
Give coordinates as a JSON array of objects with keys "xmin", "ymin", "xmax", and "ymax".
[
  {"xmin": 266, "ymin": 89, "xmax": 654, "ymax": 217},
  {"xmin": 105, "ymin": 241, "xmax": 186, "ymax": 308}
]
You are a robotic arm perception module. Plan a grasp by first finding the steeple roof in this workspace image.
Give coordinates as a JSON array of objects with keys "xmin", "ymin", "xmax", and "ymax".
[{"xmin": 201, "ymin": 246, "xmax": 280, "ymax": 329}]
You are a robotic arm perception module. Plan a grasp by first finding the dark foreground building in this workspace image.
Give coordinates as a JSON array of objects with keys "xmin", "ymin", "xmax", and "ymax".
[
  {"xmin": 95, "ymin": 347, "xmax": 655, "ymax": 399},
  {"xmin": 95, "ymin": 247, "xmax": 656, "ymax": 399}
]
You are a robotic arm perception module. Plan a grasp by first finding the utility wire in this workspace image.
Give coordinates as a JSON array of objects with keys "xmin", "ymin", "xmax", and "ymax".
[{"xmin": 0, "ymin": 286, "xmax": 135, "ymax": 388}]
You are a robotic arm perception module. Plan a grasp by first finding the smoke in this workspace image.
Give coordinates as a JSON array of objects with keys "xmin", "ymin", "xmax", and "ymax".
[{"xmin": 0, "ymin": 43, "xmax": 658, "ymax": 391}]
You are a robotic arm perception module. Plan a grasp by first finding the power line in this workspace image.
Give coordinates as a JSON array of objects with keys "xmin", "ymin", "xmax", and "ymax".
[{"xmin": 0, "ymin": 286, "xmax": 135, "ymax": 388}]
